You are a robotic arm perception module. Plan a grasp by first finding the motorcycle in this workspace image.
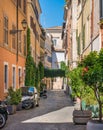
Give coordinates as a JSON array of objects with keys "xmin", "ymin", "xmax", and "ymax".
[
  {"xmin": 40, "ymin": 89, "xmax": 47, "ymax": 98},
  {"xmin": 0, "ymin": 101, "xmax": 8, "ymax": 129}
]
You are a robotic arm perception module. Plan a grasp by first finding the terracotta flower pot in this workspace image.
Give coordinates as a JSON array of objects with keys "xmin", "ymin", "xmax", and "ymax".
[
  {"xmin": 16, "ymin": 102, "xmax": 22, "ymax": 111},
  {"xmin": 7, "ymin": 105, "xmax": 16, "ymax": 115},
  {"xmin": 73, "ymin": 110, "xmax": 92, "ymax": 124}
]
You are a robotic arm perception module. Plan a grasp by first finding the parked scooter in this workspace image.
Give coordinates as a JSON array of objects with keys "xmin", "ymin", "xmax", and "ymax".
[
  {"xmin": 40, "ymin": 89, "xmax": 47, "ymax": 98},
  {"xmin": 0, "ymin": 101, "xmax": 8, "ymax": 129}
]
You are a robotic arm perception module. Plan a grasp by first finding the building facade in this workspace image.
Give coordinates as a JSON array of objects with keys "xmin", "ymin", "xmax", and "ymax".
[
  {"xmin": 63, "ymin": 0, "xmax": 103, "ymax": 67},
  {"xmin": 46, "ymin": 26, "xmax": 65, "ymax": 90},
  {"xmin": 27, "ymin": 0, "xmax": 42, "ymax": 65},
  {"xmin": 0, "ymin": 0, "xmax": 44, "ymax": 100},
  {"xmin": 40, "ymin": 26, "xmax": 46, "ymax": 66},
  {"xmin": 44, "ymin": 33, "xmax": 52, "ymax": 89},
  {"xmin": 63, "ymin": 0, "xmax": 78, "ymax": 69},
  {"xmin": 0, "ymin": 0, "xmax": 27, "ymax": 99}
]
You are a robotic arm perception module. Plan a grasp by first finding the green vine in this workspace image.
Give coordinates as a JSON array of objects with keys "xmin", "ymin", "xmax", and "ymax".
[{"xmin": 25, "ymin": 28, "xmax": 36, "ymax": 86}]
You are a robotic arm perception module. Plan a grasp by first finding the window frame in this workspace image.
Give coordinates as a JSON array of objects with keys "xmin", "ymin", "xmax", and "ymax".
[
  {"xmin": 18, "ymin": 31, "xmax": 22, "ymax": 53},
  {"xmin": 53, "ymin": 39, "xmax": 57, "ymax": 46},
  {"xmin": 100, "ymin": 0, "xmax": 103, "ymax": 19},
  {"xmin": 23, "ymin": 68, "xmax": 25, "ymax": 86},
  {"xmin": 23, "ymin": 0, "xmax": 26, "ymax": 14},
  {"xmin": 12, "ymin": 64, "xmax": 16, "ymax": 89},
  {"xmin": 12, "ymin": 24, "xmax": 16, "ymax": 49},
  {"xmin": 18, "ymin": 0, "xmax": 21, "ymax": 8},
  {"xmin": 18, "ymin": 66, "xmax": 22, "ymax": 87},
  {"xmin": 24, "ymin": 34, "xmax": 26, "ymax": 56},
  {"xmin": 4, "ymin": 16, "xmax": 8, "ymax": 45},
  {"xmin": 4, "ymin": 62, "xmax": 9, "ymax": 92}
]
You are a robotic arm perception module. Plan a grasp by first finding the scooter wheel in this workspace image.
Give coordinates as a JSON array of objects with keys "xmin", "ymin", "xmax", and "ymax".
[{"xmin": 0, "ymin": 114, "xmax": 6, "ymax": 129}]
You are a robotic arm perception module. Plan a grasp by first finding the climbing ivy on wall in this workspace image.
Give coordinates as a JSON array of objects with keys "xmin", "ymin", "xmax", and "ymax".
[
  {"xmin": 44, "ymin": 68, "xmax": 65, "ymax": 78},
  {"xmin": 25, "ymin": 28, "xmax": 36, "ymax": 86},
  {"xmin": 38, "ymin": 61, "xmax": 44, "ymax": 81}
]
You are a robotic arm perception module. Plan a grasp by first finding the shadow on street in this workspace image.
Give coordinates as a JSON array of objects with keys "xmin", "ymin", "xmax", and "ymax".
[{"xmin": 3, "ymin": 90, "xmax": 86, "ymax": 130}]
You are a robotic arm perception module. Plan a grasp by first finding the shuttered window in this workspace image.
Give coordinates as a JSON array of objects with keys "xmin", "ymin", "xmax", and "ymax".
[
  {"xmin": 4, "ymin": 16, "xmax": 8, "ymax": 45},
  {"xmin": 100, "ymin": 0, "xmax": 103, "ymax": 19}
]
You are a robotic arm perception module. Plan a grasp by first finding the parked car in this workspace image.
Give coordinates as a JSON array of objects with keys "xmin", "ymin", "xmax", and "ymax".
[
  {"xmin": 21, "ymin": 86, "xmax": 39, "ymax": 109},
  {"xmin": 28, "ymin": 86, "xmax": 39, "ymax": 106}
]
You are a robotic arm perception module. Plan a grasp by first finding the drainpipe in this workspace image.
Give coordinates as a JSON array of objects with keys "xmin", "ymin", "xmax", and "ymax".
[
  {"xmin": 81, "ymin": 0, "xmax": 83, "ymax": 56},
  {"xmin": 16, "ymin": 0, "xmax": 19, "ymax": 63},
  {"xmin": 91, "ymin": 0, "xmax": 94, "ymax": 51}
]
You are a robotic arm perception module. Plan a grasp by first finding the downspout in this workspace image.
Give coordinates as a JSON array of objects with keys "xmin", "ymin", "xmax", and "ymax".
[
  {"xmin": 91, "ymin": 0, "xmax": 94, "ymax": 51},
  {"xmin": 16, "ymin": 0, "xmax": 19, "ymax": 63},
  {"xmin": 81, "ymin": 0, "xmax": 83, "ymax": 57}
]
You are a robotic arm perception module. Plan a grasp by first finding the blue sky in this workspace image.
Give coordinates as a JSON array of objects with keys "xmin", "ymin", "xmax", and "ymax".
[{"xmin": 39, "ymin": 0, "xmax": 65, "ymax": 28}]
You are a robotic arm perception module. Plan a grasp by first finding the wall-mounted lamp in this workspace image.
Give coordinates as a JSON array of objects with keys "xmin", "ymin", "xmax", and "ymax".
[
  {"xmin": 10, "ymin": 19, "xmax": 27, "ymax": 34},
  {"xmin": 64, "ymin": 5, "xmax": 68, "ymax": 10}
]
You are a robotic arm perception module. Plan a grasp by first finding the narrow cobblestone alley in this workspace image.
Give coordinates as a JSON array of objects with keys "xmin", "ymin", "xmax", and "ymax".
[{"xmin": 3, "ymin": 90, "xmax": 86, "ymax": 130}]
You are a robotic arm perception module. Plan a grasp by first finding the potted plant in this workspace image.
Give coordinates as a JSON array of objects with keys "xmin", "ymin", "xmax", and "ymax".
[
  {"xmin": 7, "ymin": 87, "xmax": 22, "ymax": 114},
  {"xmin": 69, "ymin": 67, "xmax": 92, "ymax": 124},
  {"xmin": 80, "ymin": 49, "xmax": 103, "ymax": 130},
  {"xmin": 16, "ymin": 88, "xmax": 22, "ymax": 111}
]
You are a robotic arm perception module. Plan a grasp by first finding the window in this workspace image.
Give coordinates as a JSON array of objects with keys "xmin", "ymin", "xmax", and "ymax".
[
  {"xmin": 18, "ymin": 67, "xmax": 22, "ymax": 87},
  {"xmin": 53, "ymin": 39, "xmax": 57, "ymax": 46},
  {"xmin": 24, "ymin": 34, "xmax": 26, "ymax": 56},
  {"xmin": 77, "ymin": 35, "xmax": 80, "ymax": 55},
  {"xmin": 12, "ymin": 24, "xmax": 16, "ymax": 49},
  {"xmin": 18, "ymin": 32, "xmax": 22, "ymax": 53},
  {"xmin": 18, "ymin": 0, "xmax": 21, "ymax": 8},
  {"xmin": 4, "ymin": 62, "xmax": 8, "ymax": 91},
  {"xmin": 12, "ymin": 65, "xmax": 16, "ymax": 89},
  {"xmin": 82, "ymin": 25, "xmax": 85, "ymax": 50},
  {"xmin": 23, "ymin": 68, "xmax": 25, "ymax": 86},
  {"xmin": 34, "ymin": 6, "xmax": 39, "ymax": 21},
  {"xmin": 23, "ymin": 0, "xmax": 26, "ymax": 14},
  {"xmin": 78, "ymin": 0, "xmax": 81, "ymax": 5},
  {"xmin": 4, "ymin": 16, "xmax": 8, "ymax": 45},
  {"xmin": 48, "ymin": 56, "xmax": 52, "ymax": 63},
  {"xmin": 100, "ymin": 0, "xmax": 103, "ymax": 19}
]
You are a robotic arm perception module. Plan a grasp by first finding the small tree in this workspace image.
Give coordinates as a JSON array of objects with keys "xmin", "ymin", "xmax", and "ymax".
[
  {"xmin": 81, "ymin": 49, "xmax": 103, "ymax": 122},
  {"xmin": 60, "ymin": 61, "xmax": 69, "ymax": 77},
  {"xmin": 69, "ymin": 67, "xmax": 86, "ymax": 110},
  {"xmin": 7, "ymin": 87, "xmax": 22, "ymax": 105}
]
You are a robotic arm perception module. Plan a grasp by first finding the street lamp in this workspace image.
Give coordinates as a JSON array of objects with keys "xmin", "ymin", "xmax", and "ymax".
[
  {"xmin": 10, "ymin": 19, "xmax": 27, "ymax": 34},
  {"xmin": 21, "ymin": 19, "xmax": 27, "ymax": 30}
]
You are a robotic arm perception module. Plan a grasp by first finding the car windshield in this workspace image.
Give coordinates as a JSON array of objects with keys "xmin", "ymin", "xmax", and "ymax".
[
  {"xmin": 21, "ymin": 86, "xmax": 35, "ymax": 96},
  {"xmin": 28, "ymin": 87, "xmax": 34, "ymax": 93}
]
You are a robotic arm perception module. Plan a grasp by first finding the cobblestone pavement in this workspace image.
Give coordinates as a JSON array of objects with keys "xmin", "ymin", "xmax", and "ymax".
[{"xmin": 3, "ymin": 90, "xmax": 86, "ymax": 130}]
